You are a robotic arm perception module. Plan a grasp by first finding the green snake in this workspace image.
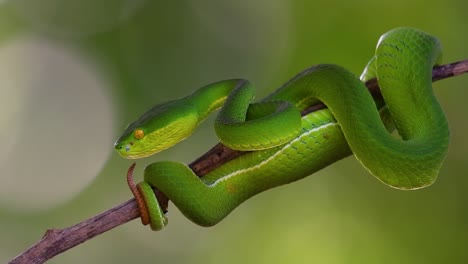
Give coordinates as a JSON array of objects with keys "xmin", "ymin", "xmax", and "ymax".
[{"xmin": 114, "ymin": 27, "xmax": 450, "ymax": 231}]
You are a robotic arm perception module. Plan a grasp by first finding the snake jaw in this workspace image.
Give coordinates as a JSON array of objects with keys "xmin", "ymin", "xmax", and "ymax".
[
  {"xmin": 114, "ymin": 138, "xmax": 140, "ymax": 159},
  {"xmin": 114, "ymin": 140, "xmax": 130, "ymax": 157}
]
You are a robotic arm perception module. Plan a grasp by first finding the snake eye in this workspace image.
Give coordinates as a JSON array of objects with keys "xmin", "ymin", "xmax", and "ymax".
[{"xmin": 134, "ymin": 129, "xmax": 145, "ymax": 140}]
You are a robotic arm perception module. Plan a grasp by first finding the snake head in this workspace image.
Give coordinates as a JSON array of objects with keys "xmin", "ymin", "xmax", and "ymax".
[{"xmin": 114, "ymin": 99, "xmax": 199, "ymax": 159}]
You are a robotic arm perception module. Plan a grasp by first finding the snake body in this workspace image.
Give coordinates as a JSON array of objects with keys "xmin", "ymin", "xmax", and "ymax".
[{"xmin": 114, "ymin": 28, "xmax": 449, "ymax": 230}]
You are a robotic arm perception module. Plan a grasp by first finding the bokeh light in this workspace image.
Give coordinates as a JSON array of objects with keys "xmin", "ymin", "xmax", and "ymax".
[
  {"xmin": 10, "ymin": 0, "xmax": 146, "ymax": 36},
  {"xmin": 0, "ymin": 35, "xmax": 115, "ymax": 211}
]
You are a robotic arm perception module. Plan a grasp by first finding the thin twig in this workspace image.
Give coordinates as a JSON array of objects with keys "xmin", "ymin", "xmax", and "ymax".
[{"xmin": 9, "ymin": 60, "xmax": 468, "ymax": 264}]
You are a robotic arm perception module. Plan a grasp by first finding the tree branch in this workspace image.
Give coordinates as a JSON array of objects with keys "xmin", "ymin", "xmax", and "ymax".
[{"xmin": 9, "ymin": 60, "xmax": 468, "ymax": 264}]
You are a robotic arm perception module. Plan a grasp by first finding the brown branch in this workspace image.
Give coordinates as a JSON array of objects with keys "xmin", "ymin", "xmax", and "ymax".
[
  {"xmin": 9, "ymin": 60, "xmax": 468, "ymax": 264},
  {"xmin": 9, "ymin": 199, "xmax": 140, "ymax": 264}
]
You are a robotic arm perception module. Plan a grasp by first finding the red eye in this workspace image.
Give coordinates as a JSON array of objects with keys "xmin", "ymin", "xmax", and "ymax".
[{"xmin": 134, "ymin": 129, "xmax": 145, "ymax": 140}]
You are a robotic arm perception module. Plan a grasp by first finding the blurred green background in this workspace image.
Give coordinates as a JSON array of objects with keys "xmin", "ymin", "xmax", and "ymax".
[{"xmin": 1, "ymin": 0, "xmax": 467, "ymax": 263}]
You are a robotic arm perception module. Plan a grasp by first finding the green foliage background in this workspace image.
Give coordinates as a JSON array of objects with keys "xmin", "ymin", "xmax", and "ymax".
[{"xmin": 1, "ymin": 1, "xmax": 468, "ymax": 263}]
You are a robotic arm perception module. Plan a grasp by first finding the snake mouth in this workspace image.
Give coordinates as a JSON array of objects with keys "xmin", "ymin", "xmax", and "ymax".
[
  {"xmin": 114, "ymin": 140, "xmax": 134, "ymax": 158},
  {"xmin": 114, "ymin": 140, "xmax": 155, "ymax": 159}
]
